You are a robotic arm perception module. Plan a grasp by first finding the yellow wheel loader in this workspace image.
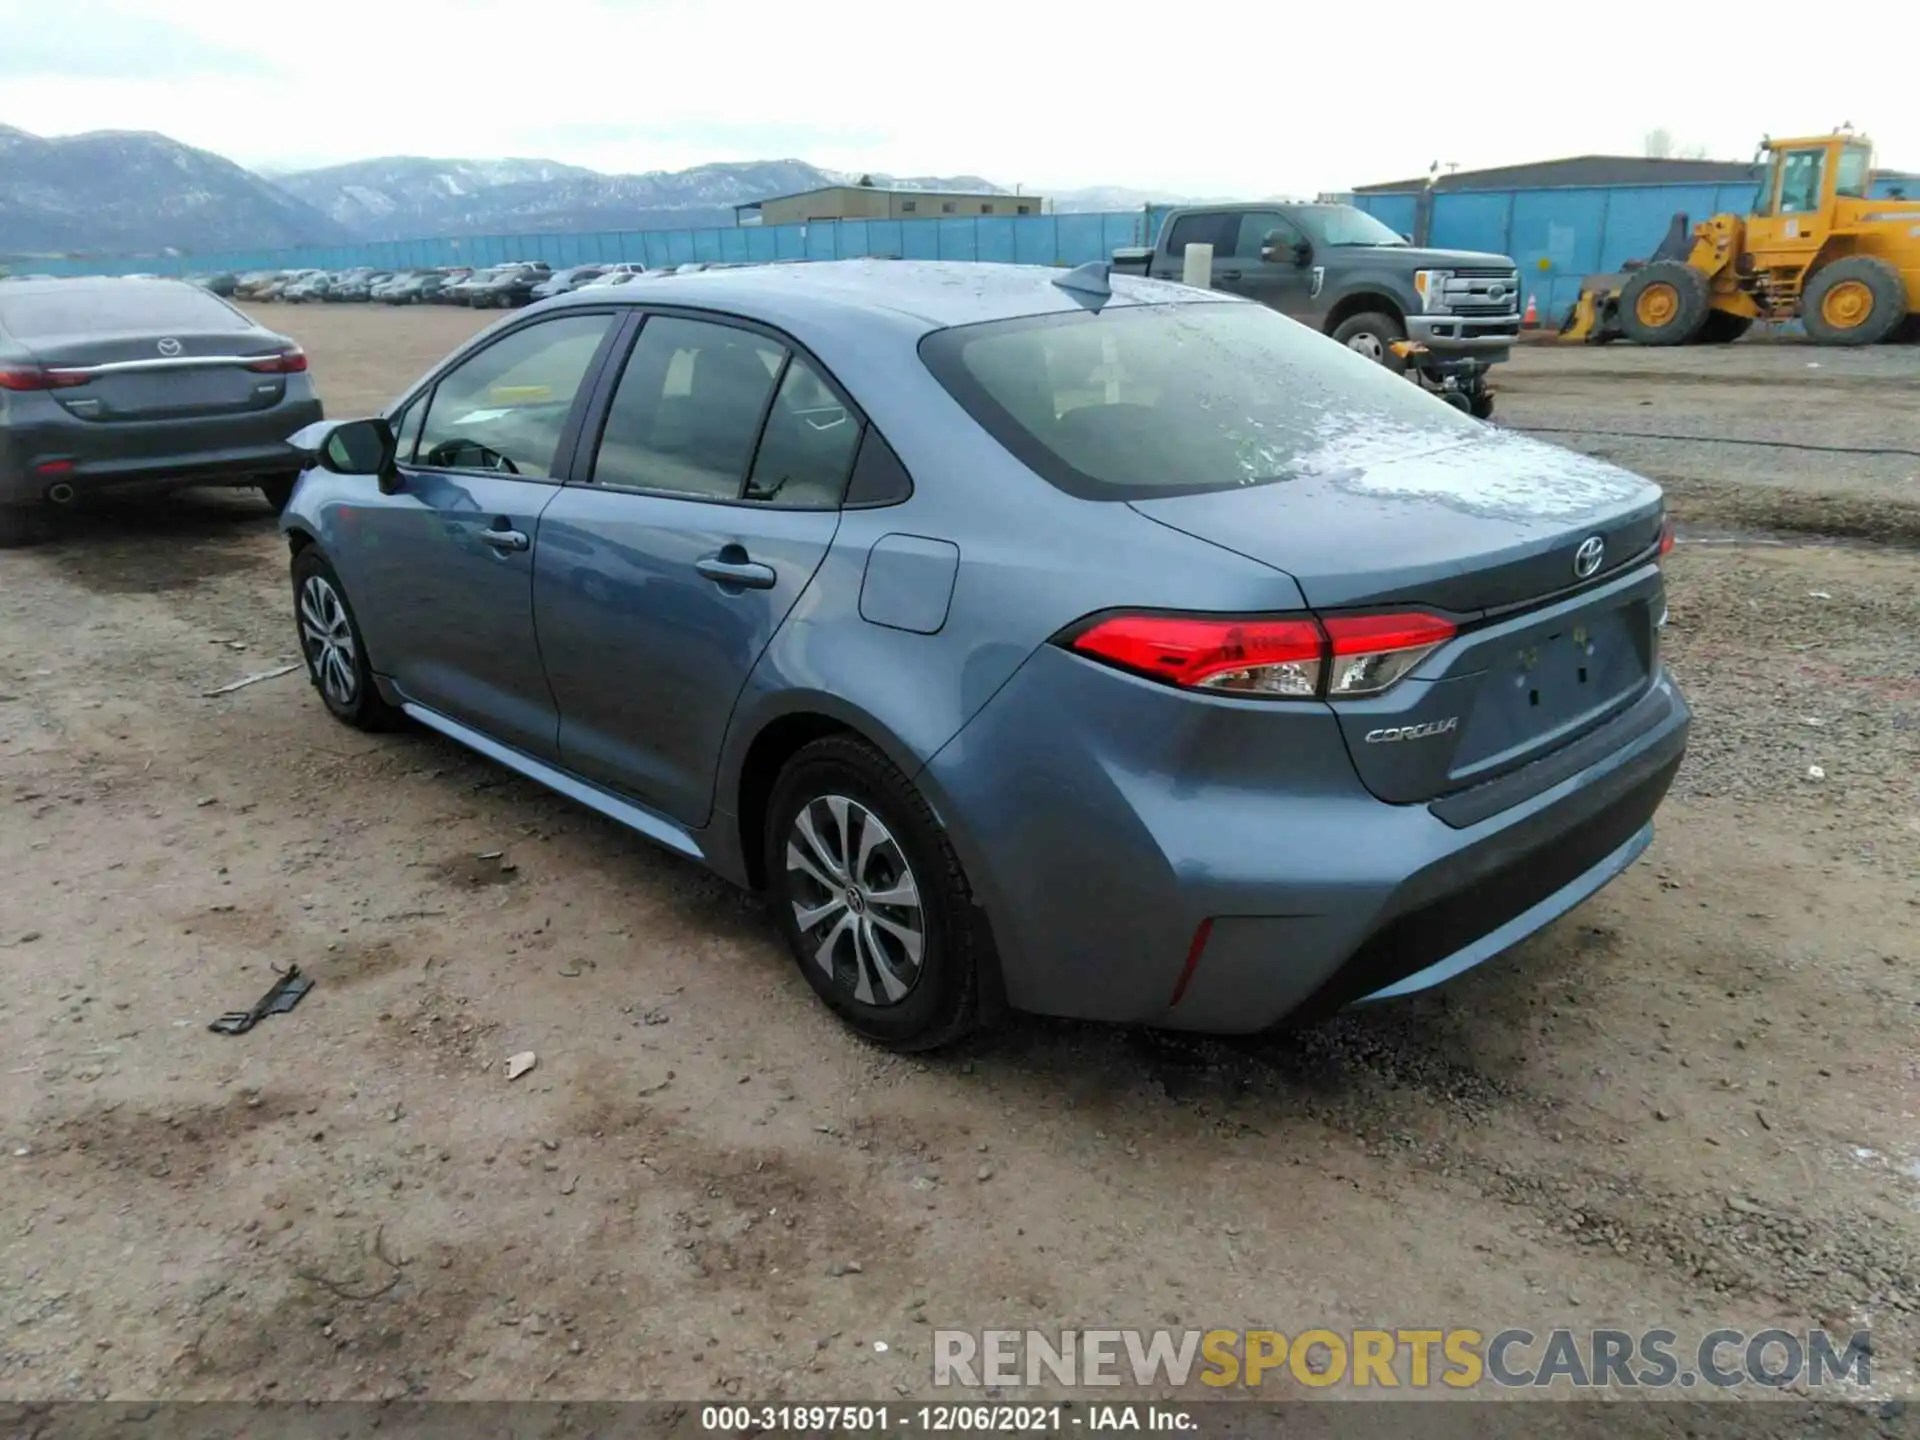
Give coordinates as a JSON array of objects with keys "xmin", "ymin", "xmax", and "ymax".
[{"xmin": 1561, "ymin": 131, "xmax": 1919, "ymax": 346}]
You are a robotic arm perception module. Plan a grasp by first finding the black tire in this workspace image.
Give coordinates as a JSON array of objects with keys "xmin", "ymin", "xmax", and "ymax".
[
  {"xmin": 1469, "ymin": 391, "xmax": 1496, "ymax": 420},
  {"xmin": 1617, "ymin": 261, "xmax": 1710, "ymax": 345},
  {"xmin": 1693, "ymin": 310, "xmax": 1754, "ymax": 345},
  {"xmin": 764, "ymin": 736, "xmax": 986, "ymax": 1051},
  {"xmin": 1330, "ymin": 311, "xmax": 1410, "ymax": 374},
  {"xmin": 1802, "ymin": 256, "xmax": 1908, "ymax": 346},
  {"xmin": 258, "ymin": 474, "xmax": 298, "ymax": 514},
  {"xmin": 290, "ymin": 548, "xmax": 400, "ymax": 731},
  {"xmin": 0, "ymin": 505, "xmax": 49, "ymax": 549}
]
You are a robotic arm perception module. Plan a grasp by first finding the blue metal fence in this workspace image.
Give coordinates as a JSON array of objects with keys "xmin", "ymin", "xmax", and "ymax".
[{"xmin": 29, "ymin": 211, "xmax": 1156, "ymax": 279}]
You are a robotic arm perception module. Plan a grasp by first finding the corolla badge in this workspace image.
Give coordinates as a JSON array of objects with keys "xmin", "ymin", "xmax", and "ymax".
[
  {"xmin": 1364, "ymin": 717, "xmax": 1459, "ymax": 744},
  {"xmin": 1573, "ymin": 534, "xmax": 1605, "ymax": 579},
  {"xmin": 156, "ymin": 337, "xmax": 182, "ymax": 357}
]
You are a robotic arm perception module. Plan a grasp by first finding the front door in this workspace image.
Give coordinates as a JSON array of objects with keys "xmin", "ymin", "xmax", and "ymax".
[
  {"xmin": 341, "ymin": 310, "xmax": 619, "ymax": 759},
  {"xmin": 1225, "ymin": 210, "xmax": 1318, "ymax": 321},
  {"xmin": 534, "ymin": 314, "xmax": 859, "ymax": 826},
  {"xmin": 1744, "ymin": 145, "xmax": 1830, "ymax": 271}
]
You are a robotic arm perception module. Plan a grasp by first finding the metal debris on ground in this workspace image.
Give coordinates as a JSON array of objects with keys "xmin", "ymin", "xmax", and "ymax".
[
  {"xmin": 201, "ymin": 664, "xmax": 301, "ymax": 698},
  {"xmin": 209, "ymin": 965, "xmax": 314, "ymax": 1035}
]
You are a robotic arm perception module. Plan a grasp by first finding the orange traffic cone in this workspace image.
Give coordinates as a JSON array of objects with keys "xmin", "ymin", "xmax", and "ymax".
[{"xmin": 1523, "ymin": 293, "xmax": 1540, "ymax": 329}]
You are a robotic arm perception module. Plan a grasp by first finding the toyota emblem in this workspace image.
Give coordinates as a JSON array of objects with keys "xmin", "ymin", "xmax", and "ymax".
[
  {"xmin": 1573, "ymin": 535, "xmax": 1606, "ymax": 580},
  {"xmin": 156, "ymin": 337, "xmax": 182, "ymax": 357}
]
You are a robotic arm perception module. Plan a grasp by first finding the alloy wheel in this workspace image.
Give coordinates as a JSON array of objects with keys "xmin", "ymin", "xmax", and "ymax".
[
  {"xmin": 298, "ymin": 575, "xmax": 358, "ymax": 708},
  {"xmin": 784, "ymin": 794, "xmax": 925, "ymax": 1007}
]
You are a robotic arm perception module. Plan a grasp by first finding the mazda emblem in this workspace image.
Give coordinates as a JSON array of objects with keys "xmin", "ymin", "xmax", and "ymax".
[
  {"xmin": 156, "ymin": 337, "xmax": 182, "ymax": 357},
  {"xmin": 1573, "ymin": 535, "xmax": 1606, "ymax": 580}
]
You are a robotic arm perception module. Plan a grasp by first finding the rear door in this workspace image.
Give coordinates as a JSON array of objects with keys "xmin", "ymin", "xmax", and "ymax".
[
  {"xmin": 336, "ymin": 309, "xmax": 623, "ymax": 759},
  {"xmin": 533, "ymin": 312, "xmax": 856, "ymax": 825}
]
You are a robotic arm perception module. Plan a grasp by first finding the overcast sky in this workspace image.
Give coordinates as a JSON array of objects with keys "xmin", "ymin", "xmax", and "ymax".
[{"xmin": 3, "ymin": 0, "xmax": 1915, "ymax": 194}]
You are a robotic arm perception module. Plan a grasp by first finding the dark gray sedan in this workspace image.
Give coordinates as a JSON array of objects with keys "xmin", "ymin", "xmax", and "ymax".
[
  {"xmin": 0, "ymin": 278, "xmax": 322, "ymax": 544},
  {"xmin": 278, "ymin": 260, "xmax": 1688, "ymax": 1050}
]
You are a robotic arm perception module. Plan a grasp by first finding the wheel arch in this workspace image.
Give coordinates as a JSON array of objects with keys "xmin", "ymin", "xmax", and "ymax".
[
  {"xmin": 1323, "ymin": 291, "xmax": 1406, "ymax": 334},
  {"xmin": 724, "ymin": 696, "xmax": 1011, "ymax": 1023}
]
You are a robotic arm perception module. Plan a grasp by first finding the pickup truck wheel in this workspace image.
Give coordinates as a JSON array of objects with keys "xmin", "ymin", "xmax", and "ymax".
[
  {"xmin": 1470, "ymin": 392, "xmax": 1496, "ymax": 420},
  {"xmin": 1331, "ymin": 312, "xmax": 1409, "ymax": 374}
]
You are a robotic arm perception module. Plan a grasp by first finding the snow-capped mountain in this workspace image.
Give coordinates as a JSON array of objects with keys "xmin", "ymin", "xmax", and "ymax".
[
  {"xmin": 0, "ymin": 125, "xmax": 351, "ymax": 255},
  {"xmin": 273, "ymin": 157, "xmax": 1010, "ymax": 241},
  {"xmin": 1, "ymin": 122, "xmax": 1221, "ymax": 258}
]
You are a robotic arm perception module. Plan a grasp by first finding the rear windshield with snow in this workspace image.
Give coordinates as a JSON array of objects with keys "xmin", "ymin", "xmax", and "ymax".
[
  {"xmin": 0, "ymin": 283, "xmax": 252, "ymax": 340},
  {"xmin": 919, "ymin": 301, "xmax": 1479, "ymax": 501}
]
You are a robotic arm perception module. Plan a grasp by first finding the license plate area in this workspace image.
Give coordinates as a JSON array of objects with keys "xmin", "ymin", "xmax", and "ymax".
[{"xmin": 1449, "ymin": 598, "xmax": 1654, "ymax": 780}]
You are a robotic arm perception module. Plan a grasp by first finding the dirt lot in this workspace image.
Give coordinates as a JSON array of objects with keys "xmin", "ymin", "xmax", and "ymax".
[{"xmin": 1, "ymin": 303, "xmax": 1916, "ymax": 1414}]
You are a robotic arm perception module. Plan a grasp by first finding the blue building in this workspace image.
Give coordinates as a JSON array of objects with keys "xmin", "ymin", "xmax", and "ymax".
[{"xmin": 1349, "ymin": 153, "xmax": 1920, "ymax": 323}]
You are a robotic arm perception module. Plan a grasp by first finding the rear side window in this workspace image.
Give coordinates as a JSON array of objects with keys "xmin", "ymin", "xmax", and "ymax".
[
  {"xmin": 1162, "ymin": 212, "xmax": 1239, "ymax": 258},
  {"xmin": 919, "ymin": 301, "xmax": 1480, "ymax": 501},
  {"xmin": 743, "ymin": 357, "xmax": 862, "ymax": 508},
  {"xmin": 0, "ymin": 283, "xmax": 252, "ymax": 339},
  {"xmin": 592, "ymin": 316, "xmax": 784, "ymax": 500}
]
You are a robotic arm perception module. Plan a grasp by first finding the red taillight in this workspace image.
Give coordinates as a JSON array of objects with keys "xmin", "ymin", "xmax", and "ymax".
[
  {"xmin": 247, "ymin": 347, "xmax": 308, "ymax": 374},
  {"xmin": 1070, "ymin": 614, "xmax": 1325, "ymax": 696},
  {"xmin": 1657, "ymin": 514, "xmax": 1675, "ymax": 559},
  {"xmin": 32, "ymin": 459, "xmax": 76, "ymax": 477},
  {"xmin": 0, "ymin": 366, "xmax": 89, "ymax": 392},
  {"xmin": 1323, "ymin": 611, "xmax": 1456, "ymax": 697},
  {"xmin": 1066, "ymin": 609, "xmax": 1456, "ymax": 700}
]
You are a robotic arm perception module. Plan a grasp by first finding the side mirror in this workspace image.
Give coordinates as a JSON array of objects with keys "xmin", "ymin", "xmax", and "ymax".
[{"xmin": 287, "ymin": 417, "xmax": 400, "ymax": 492}]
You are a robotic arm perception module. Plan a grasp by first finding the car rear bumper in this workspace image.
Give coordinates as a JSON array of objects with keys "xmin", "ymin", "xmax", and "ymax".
[
  {"xmin": 922, "ymin": 646, "xmax": 1689, "ymax": 1032},
  {"xmin": 1, "ymin": 389, "xmax": 322, "ymax": 505}
]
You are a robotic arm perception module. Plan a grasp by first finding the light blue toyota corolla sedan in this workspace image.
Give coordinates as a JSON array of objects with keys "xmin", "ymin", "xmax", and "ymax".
[{"xmin": 280, "ymin": 259, "xmax": 1689, "ymax": 1050}]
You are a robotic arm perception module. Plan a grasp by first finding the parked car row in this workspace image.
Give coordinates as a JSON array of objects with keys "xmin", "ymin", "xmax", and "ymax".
[{"xmin": 220, "ymin": 262, "xmax": 708, "ymax": 309}]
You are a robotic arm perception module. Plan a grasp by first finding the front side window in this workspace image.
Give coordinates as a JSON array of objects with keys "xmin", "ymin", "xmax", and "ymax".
[
  {"xmin": 921, "ymin": 301, "xmax": 1480, "ymax": 502},
  {"xmin": 414, "ymin": 312, "xmax": 613, "ymax": 478},
  {"xmin": 1236, "ymin": 212, "xmax": 1307, "ymax": 262},
  {"xmin": 592, "ymin": 316, "xmax": 783, "ymax": 500}
]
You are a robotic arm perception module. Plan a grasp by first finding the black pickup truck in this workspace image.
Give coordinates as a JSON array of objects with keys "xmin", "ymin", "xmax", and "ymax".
[{"xmin": 1113, "ymin": 201, "xmax": 1522, "ymax": 416}]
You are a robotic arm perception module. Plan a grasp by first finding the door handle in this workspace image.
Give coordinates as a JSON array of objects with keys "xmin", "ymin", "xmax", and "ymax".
[
  {"xmin": 480, "ymin": 528, "xmax": 530, "ymax": 551},
  {"xmin": 1214, "ymin": 269, "xmax": 1243, "ymax": 281},
  {"xmin": 696, "ymin": 555, "xmax": 777, "ymax": 590}
]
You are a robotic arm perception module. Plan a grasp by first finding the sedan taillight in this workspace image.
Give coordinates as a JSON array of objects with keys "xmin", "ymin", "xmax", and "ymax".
[
  {"xmin": 1066, "ymin": 610, "xmax": 1456, "ymax": 700},
  {"xmin": 0, "ymin": 365, "xmax": 90, "ymax": 392},
  {"xmin": 247, "ymin": 347, "xmax": 308, "ymax": 374}
]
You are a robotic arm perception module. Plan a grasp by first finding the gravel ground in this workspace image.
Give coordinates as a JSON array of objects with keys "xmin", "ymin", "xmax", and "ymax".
[{"xmin": 0, "ymin": 308, "xmax": 1915, "ymax": 1420}]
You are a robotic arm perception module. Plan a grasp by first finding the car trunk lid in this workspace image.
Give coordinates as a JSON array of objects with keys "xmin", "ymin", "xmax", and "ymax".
[
  {"xmin": 1128, "ymin": 426, "xmax": 1667, "ymax": 803},
  {"xmin": 22, "ymin": 330, "xmax": 293, "ymax": 423}
]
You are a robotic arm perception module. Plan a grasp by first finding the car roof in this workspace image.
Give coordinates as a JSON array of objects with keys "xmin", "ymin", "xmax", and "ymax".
[{"xmin": 545, "ymin": 259, "xmax": 1223, "ymax": 333}]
